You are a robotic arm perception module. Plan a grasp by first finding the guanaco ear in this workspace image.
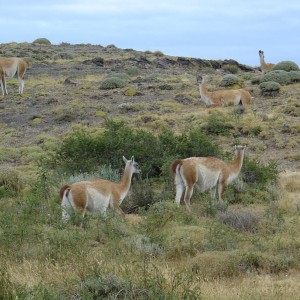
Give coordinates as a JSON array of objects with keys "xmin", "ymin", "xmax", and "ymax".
[
  {"xmin": 131, "ymin": 156, "xmax": 135, "ymax": 162},
  {"xmin": 123, "ymin": 156, "xmax": 128, "ymax": 163}
]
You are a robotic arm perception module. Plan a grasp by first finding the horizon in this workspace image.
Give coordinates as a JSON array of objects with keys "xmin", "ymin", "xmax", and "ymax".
[{"xmin": 1, "ymin": 1, "xmax": 300, "ymax": 67}]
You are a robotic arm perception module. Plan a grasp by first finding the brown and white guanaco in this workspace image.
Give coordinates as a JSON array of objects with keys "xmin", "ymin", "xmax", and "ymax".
[
  {"xmin": 0, "ymin": 57, "xmax": 28, "ymax": 95},
  {"xmin": 197, "ymin": 75, "xmax": 251, "ymax": 107},
  {"xmin": 60, "ymin": 156, "xmax": 140, "ymax": 222},
  {"xmin": 258, "ymin": 50, "xmax": 274, "ymax": 72},
  {"xmin": 171, "ymin": 145, "xmax": 246, "ymax": 212}
]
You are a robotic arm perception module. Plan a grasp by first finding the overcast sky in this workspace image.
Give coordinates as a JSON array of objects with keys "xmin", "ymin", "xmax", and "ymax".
[{"xmin": 1, "ymin": 0, "xmax": 300, "ymax": 67}]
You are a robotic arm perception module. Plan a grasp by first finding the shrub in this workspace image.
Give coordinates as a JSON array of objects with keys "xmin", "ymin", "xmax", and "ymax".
[
  {"xmin": 100, "ymin": 77, "xmax": 126, "ymax": 89},
  {"xmin": 0, "ymin": 167, "xmax": 22, "ymax": 197},
  {"xmin": 217, "ymin": 209, "xmax": 260, "ymax": 233},
  {"xmin": 272, "ymin": 60, "xmax": 299, "ymax": 72},
  {"xmin": 124, "ymin": 88, "xmax": 138, "ymax": 96},
  {"xmin": 32, "ymin": 38, "xmax": 51, "ymax": 45},
  {"xmin": 288, "ymin": 71, "xmax": 300, "ymax": 83},
  {"xmin": 260, "ymin": 70, "xmax": 291, "ymax": 85},
  {"xmin": 242, "ymin": 157, "xmax": 279, "ymax": 187},
  {"xmin": 202, "ymin": 112, "xmax": 234, "ymax": 136},
  {"xmin": 259, "ymin": 81, "xmax": 281, "ymax": 97},
  {"xmin": 219, "ymin": 74, "xmax": 241, "ymax": 87},
  {"xmin": 52, "ymin": 119, "xmax": 220, "ymax": 178},
  {"xmin": 222, "ymin": 64, "xmax": 239, "ymax": 74}
]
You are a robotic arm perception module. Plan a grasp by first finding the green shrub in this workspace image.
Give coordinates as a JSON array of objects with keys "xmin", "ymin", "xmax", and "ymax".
[
  {"xmin": 272, "ymin": 60, "xmax": 299, "ymax": 72},
  {"xmin": 242, "ymin": 157, "xmax": 279, "ymax": 187},
  {"xmin": 125, "ymin": 66, "xmax": 141, "ymax": 76},
  {"xmin": 222, "ymin": 64, "xmax": 239, "ymax": 74},
  {"xmin": 288, "ymin": 71, "xmax": 300, "ymax": 83},
  {"xmin": 260, "ymin": 70, "xmax": 291, "ymax": 85},
  {"xmin": 0, "ymin": 167, "xmax": 22, "ymax": 197},
  {"xmin": 217, "ymin": 209, "xmax": 260, "ymax": 232},
  {"xmin": 52, "ymin": 119, "xmax": 220, "ymax": 178},
  {"xmin": 32, "ymin": 38, "xmax": 51, "ymax": 45},
  {"xmin": 219, "ymin": 74, "xmax": 241, "ymax": 87},
  {"xmin": 124, "ymin": 88, "xmax": 138, "ymax": 96},
  {"xmin": 100, "ymin": 77, "xmax": 126, "ymax": 89},
  {"xmin": 259, "ymin": 81, "xmax": 281, "ymax": 97},
  {"xmin": 202, "ymin": 112, "xmax": 234, "ymax": 136}
]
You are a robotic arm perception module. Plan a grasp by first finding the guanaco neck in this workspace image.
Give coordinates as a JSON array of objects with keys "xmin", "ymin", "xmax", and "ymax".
[
  {"xmin": 118, "ymin": 165, "xmax": 134, "ymax": 195},
  {"xmin": 230, "ymin": 149, "xmax": 245, "ymax": 174},
  {"xmin": 198, "ymin": 77, "xmax": 214, "ymax": 106},
  {"xmin": 259, "ymin": 53, "xmax": 267, "ymax": 69}
]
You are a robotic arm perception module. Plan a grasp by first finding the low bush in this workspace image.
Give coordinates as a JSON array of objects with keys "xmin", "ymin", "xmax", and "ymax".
[
  {"xmin": 222, "ymin": 64, "xmax": 240, "ymax": 74},
  {"xmin": 32, "ymin": 38, "xmax": 51, "ymax": 45},
  {"xmin": 219, "ymin": 74, "xmax": 241, "ymax": 87},
  {"xmin": 260, "ymin": 70, "xmax": 291, "ymax": 85},
  {"xmin": 259, "ymin": 81, "xmax": 281, "ymax": 97},
  {"xmin": 217, "ymin": 209, "xmax": 260, "ymax": 232},
  {"xmin": 288, "ymin": 71, "xmax": 300, "ymax": 83},
  {"xmin": 100, "ymin": 77, "xmax": 126, "ymax": 89},
  {"xmin": 272, "ymin": 61, "xmax": 299, "ymax": 72},
  {"xmin": 202, "ymin": 112, "xmax": 234, "ymax": 136}
]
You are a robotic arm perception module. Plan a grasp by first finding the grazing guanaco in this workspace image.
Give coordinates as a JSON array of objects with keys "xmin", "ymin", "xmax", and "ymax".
[
  {"xmin": 0, "ymin": 57, "xmax": 28, "ymax": 95},
  {"xmin": 171, "ymin": 145, "xmax": 246, "ymax": 212},
  {"xmin": 61, "ymin": 156, "xmax": 140, "ymax": 222},
  {"xmin": 258, "ymin": 50, "xmax": 274, "ymax": 72},
  {"xmin": 197, "ymin": 75, "xmax": 251, "ymax": 107}
]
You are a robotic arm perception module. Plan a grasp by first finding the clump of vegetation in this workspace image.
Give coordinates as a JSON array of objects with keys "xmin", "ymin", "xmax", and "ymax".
[
  {"xmin": 124, "ymin": 88, "xmax": 139, "ymax": 96},
  {"xmin": 0, "ymin": 167, "xmax": 22, "ymax": 197},
  {"xmin": 202, "ymin": 112, "xmax": 234, "ymax": 136},
  {"xmin": 259, "ymin": 81, "xmax": 281, "ymax": 97},
  {"xmin": 288, "ymin": 71, "xmax": 300, "ymax": 83},
  {"xmin": 222, "ymin": 64, "xmax": 240, "ymax": 74},
  {"xmin": 260, "ymin": 70, "xmax": 291, "ymax": 85},
  {"xmin": 100, "ymin": 77, "xmax": 126, "ymax": 89},
  {"xmin": 217, "ymin": 209, "xmax": 260, "ymax": 233},
  {"xmin": 219, "ymin": 74, "xmax": 241, "ymax": 87},
  {"xmin": 282, "ymin": 99, "xmax": 300, "ymax": 117},
  {"xmin": 32, "ymin": 38, "xmax": 51, "ymax": 45},
  {"xmin": 272, "ymin": 61, "xmax": 299, "ymax": 72}
]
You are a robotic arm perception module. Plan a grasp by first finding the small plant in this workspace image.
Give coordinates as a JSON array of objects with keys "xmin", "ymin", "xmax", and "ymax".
[
  {"xmin": 272, "ymin": 60, "xmax": 299, "ymax": 72},
  {"xmin": 32, "ymin": 38, "xmax": 51, "ymax": 45},
  {"xmin": 259, "ymin": 81, "xmax": 281, "ymax": 97},
  {"xmin": 124, "ymin": 88, "xmax": 138, "ymax": 96},
  {"xmin": 202, "ymin": 112, "xmax": 234, "ymax": 136},
  {"xmin": 219, "ymin": 74, "xmax": 241, "ymax": 87},
  {"xmin": 217, "ymin": 209, "xmax": 260, "ymax": 232},
  {"xmin": 222, "ymin": 64, "xmax": 239, "ymax": 74},
  {"xmin": 288, "ymin": 71, "xmax": 300, "ymax": 83},
  {"xmin": 153, "ymin": 50, "xmax": 164, "ymax": 57},
  {"xmin": 260, "ymin": 70, "xmax": 291, "ymax": 85},
  {"xmin": 100, "ymin": 77, "xmax": 126, "ymax": 89}
]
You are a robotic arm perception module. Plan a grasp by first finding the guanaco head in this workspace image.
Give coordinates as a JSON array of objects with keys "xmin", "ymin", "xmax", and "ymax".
[
  {"xmin": 234, "ymin": 145, "xmax": 246, "ymax": 154},
  {"xmin": 123, "ymin": 156, "xmax": 140, "ymax": 174},
  {"xmin": 259, "ymin": 50, "xmax": 264, "ymax": 57}
]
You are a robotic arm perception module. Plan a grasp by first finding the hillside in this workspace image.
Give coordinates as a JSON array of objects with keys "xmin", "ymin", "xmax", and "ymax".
[
  {"xmin": 0, "ymin": 42, "xmax": 299, "ymax": 173},
  {"xmin": 0, "ymin": 42, "xmax": 300, "ymax": 299}
]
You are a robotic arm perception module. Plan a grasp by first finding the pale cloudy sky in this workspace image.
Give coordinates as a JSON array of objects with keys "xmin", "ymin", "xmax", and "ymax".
[{"xmin": 1, "ymin": 0, "xmax": 300, "ymax": 67}]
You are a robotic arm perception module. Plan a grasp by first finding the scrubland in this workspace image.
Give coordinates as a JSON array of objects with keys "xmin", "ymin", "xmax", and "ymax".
[{"xmin": 0, "ymin": 42, "xmax": 299, "ymax": 299}]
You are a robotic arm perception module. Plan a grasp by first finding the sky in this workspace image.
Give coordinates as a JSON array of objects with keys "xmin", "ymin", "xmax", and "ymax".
[{"xmin": 1, "ymin": 0, "xmax": 300, "ymax": 67}]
